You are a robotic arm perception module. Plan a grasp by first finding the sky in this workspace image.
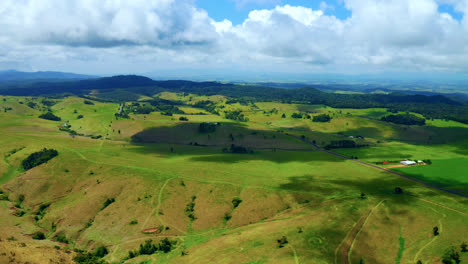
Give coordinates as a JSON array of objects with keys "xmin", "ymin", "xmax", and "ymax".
[{"xmin": 0, "ymin": 0, "xmax": 468, "ymax": 80}]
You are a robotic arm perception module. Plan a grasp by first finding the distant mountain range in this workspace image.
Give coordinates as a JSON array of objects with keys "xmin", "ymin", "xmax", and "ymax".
[{"xmin": 0, "ymin": 70, "xmax": 97, "ymax": 82}]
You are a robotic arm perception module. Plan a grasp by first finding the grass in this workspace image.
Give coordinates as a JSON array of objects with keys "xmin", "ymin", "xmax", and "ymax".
[
  {"xmin": 393, "ymin": 158, "xmax": 468, "ymax": 192},
  {"xmin": 0, "ymin": 95, "xmax": 466, "ymax": 264}
]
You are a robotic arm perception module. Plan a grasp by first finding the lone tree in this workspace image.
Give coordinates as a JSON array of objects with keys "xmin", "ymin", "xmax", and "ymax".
[
  {"xmin": 32, "ymin": 231, "xmax": 45, "ymax": 240},
  {"xmin": 394, "ymin": 187, "xmax": 403, "ymax": 194},
  {"xmin": 433, "ymin": 226, "xmax": 439, "ymax": 236},
  {"xmin": 461, "ymin": 242, "xmax": 467, "ymax": 252},
  {"xmin": 360, "ymin": 193, "xmax": 366, "ymax": 199}
]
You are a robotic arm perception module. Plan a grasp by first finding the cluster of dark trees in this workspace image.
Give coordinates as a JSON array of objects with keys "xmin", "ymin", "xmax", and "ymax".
[
  {"xmin": 224, "ymin": 110, "xmax": 249, "ymax": 122},
  {"xmin": 193, "ymin": 100, "xmax": 219, "ymax": 115},
  {"xmin": 313, "ymin": 114, "xmax": 332, "ymax": 122},
  {"xmin": 128, "ymin": 100, "xmax": 185, "ymax": 116},
  {"xmin": 325, "ymin": 140, "xmax": 367, "ymax": 150},
  {"xmin": 38, "ymin": 112, "xmax": 61, "ymax": 121},
  {"xmin": 223, "ymin": 144, "xmax": 252, "ymax": 154},
  {"xmin": 199, "ymin": 122, "xmax": 217, "ymax": 133},
  {"xmin": 381, "ymin": 114, "xmax": 426, "ymax": 126},
  {"xmin": 291, "ymin": 113, "xmax": 304, "ymax": 119},
  {"xmin": 74, "ymin": 246, "xmax": 108, "ymax": 264},
  {"xmin": 1, "ymin": 75, "xmax": 467, "ymax": 124},
  {"xmin": 185, "ymin": 195, "xmax": 197, "ymax": 221},
  {"xmin": 127, "ymin": 238, "xmax": 175, "ymax": 259},
  {"xmin": 225, "ymin": 98, "xmax": 252, "ymax": 106},
  {"xmin": 101, "ymin": 198, "xmax": 115, "ymax": 210},
  {"xmin": 22, "ymin": 148, "xmax": 58, "ymax": 170}
]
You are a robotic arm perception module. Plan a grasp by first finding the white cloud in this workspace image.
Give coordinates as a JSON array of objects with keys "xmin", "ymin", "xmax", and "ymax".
[
  {"xmin": 0, "ymin": 0, "xmax": 467, "ymax": 75},
  {"xmin": 0, "ymin": 0, "xmax": 218, "ymax": 47}
]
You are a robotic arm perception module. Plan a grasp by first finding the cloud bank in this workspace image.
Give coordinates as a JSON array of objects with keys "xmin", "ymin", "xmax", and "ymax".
[{"xmin": 0, "ymin": 0, "xmax": 467, "ymax": 75}]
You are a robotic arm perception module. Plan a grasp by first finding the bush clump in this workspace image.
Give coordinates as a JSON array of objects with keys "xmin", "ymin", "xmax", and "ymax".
[
  {"xmin": 199, "ymin": 122, "xmax": 217, "ymax": 133},
  {"xmin": 313, "ymin": 114, "xmax": 332, "ymax": 122},
  {"xmin": 32, "ymin": 231, "xmax": 45, "ymax": 240},
  {"xmin": 38, "ymin": 112, "xmax": 61, "ymax": 121},
  {"xmin": 22, "ymin": 148, "xmax": 59, "ymax": 170},
  {"xmin": 185, "ymin": 196, "xmax": 196, "ymax": 221},
  {"xmin": 127, "ymin": 238, "xmax": 176, "ymax": 259},
  {"xmin": 55, "ymin": 233, "xmax": 68, "ymax": 244},
  {"xmin": 381, "ymin": 114, "xmax": 425, "ymax": 126},
  {"xmin": 232, "ymin": 197, "xmax": 242, "ymax": 208},
  {"xmin": 93, "ymin": 246, "xmax": 108, "ymax": 258},
  {"xmin": 102, "ymin": 198, "xmax": 115, "ymax": 210}
]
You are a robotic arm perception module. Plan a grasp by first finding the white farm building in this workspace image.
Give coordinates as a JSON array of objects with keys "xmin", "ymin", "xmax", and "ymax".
[{"xmin": 400, "ymin": 160, "xmax": 416, "ymax": 166}]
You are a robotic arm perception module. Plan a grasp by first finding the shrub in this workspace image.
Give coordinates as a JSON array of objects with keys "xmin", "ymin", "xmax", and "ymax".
[
  {"xmin": 129, "ymin": 220, "xmax": 138, "ymax": 225},
  {"xmin": 232, "ymin": 197, "xmax": 242, "ymax": 208},
  {"xmin": 93, "ymin": 246, "xmax": 108, "ymax": 258},
  {"xmin": 22, "ymin": 148, "xmax": 59, "ymax": 170},
  {"xmin": 224, "ymin": 212, "xmax": 232, "ymax": 221},
  {"xmin": 277, "ymin": 236, "xmax": 288, "ymax": 248},
  {"xmin": 55, "ymin": 233, "xmax": 68, "ymax": 243},
  {"xmin": 179, "ymin": 116, "xmax": 189, "ymax": 121},
  {"xmin": 461, "ymin": 242, "xmax": 467, "ymax": 252},
  {"xmin": 102, "ymin": 198, "xmax": 115, "ymax": 210},
  {"xmin": 77, "ymin": 115, "xmax": 84, "ymax": 119},
  {"xmin": 39, "ymin": 112, "xmax": 61, "ymax": 121},
  {"xmin": 32, "ymin": 231, "xmax": 45, "ymax": 240}
]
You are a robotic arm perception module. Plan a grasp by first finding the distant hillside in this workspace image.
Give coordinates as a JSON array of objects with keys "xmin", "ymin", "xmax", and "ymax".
[
  {"xmin": 0, "ymin": 75, "xmax": 467, "ymax": 124},
  {"xmin": 0, "ymin": 70, "xmax": 97, "ymax": 82}
]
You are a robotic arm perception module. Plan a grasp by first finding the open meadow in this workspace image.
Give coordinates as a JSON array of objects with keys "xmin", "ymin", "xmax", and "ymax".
[{"xmin": 0, "ymin": 94, "xmax": 467, "ymax": 264}]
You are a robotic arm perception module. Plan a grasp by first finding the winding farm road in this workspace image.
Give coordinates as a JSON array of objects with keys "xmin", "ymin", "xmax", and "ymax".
[{"xmin": 283, "ymin": 133, "xmax": 468, "ymax": 199}]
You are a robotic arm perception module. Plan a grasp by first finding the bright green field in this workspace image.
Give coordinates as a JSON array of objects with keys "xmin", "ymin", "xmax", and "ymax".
[{"xmin": 395, "ymin": 158, "xmax": 468, "ymax": 187}]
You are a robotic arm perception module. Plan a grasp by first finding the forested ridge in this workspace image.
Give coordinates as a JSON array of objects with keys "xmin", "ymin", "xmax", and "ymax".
[{"xmin": 1, "ymin": 75, "xmax": 467, "ymax": 124}]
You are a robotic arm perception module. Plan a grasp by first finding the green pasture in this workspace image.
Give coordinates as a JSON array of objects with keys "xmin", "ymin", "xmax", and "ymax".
[{"xmin": 0, "ymin": 95, "xmax": 467, "ymax": 264}]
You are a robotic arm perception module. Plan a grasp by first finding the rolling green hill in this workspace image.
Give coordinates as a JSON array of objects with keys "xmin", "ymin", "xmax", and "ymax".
[{"xmin": 0, "ymin": 89, "xmax": 467, "ymax": 264}]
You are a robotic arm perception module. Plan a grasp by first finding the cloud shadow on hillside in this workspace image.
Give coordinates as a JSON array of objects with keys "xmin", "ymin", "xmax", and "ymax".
[{"xmin": 278, "ymin": 172, "xmax": 447, "ymax": 206}]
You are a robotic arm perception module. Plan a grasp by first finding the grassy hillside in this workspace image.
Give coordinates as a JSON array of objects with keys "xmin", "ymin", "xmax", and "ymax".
[{"xmin": 0, "ymin": 95, "xmax": 466, "ymax": 264}]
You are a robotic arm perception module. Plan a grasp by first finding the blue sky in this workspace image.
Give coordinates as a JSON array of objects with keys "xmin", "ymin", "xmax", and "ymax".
[
  {"xmin": 197, "ymin": 0, "xmax": 352, "ymax": 24},
  {"xmin": 197, "ymin": 0, "xmax": 463, "ymax": 25}
]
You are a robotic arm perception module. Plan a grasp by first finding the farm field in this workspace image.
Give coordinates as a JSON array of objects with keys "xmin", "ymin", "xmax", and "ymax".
[{"xmin": 0, "ymin": 93, "xmax": 467, "ymax": 264}]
